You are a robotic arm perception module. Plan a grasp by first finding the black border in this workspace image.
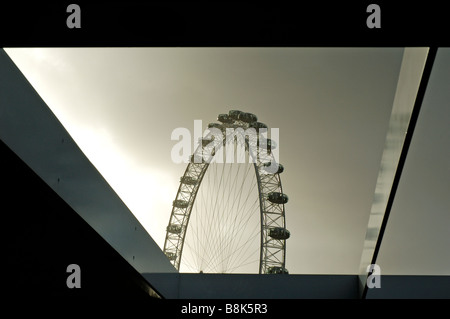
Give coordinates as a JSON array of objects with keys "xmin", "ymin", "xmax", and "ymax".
[
  {"xmin": 0, "ymin": 1, "xmax": 448, "ymax": 47},
  {"xmin": 2, "ymin": 0, "xmax": 449, "ymax": 307}
]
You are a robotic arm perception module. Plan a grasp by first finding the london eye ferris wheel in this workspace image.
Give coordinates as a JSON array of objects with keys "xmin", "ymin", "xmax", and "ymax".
[{"xmin": 164, "ymin": 110, "xmax": 290, "ymax": 274}]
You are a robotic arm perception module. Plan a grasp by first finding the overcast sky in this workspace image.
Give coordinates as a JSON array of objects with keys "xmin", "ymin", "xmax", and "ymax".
[{"xmin": 6, "ymin": 47, "xmax": 411, "ymax": 274}]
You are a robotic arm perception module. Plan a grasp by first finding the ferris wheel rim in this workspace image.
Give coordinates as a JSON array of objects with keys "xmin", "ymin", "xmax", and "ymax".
[{"xmin": 163, "ymin": 110, "xmax": 289, "ymax": 274}]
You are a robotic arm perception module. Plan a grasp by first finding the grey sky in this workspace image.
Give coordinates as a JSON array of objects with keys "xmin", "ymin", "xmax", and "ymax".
[{"xmin": 7, "ymin": 47, "xmax": 446, "ymax": 275}]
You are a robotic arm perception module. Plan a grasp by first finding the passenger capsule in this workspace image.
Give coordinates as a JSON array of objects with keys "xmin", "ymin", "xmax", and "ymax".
[
  {"xmin": 173, "ymin": 199, "xmax": 189, "ymax": 208},
  {"xmin": 167, "ymin": 224, "xmax": 182, "ymax": 234},
  {"xmin": 269, "ymin": 227, "xmax": 290, "ymax": 240},
  {"xmin": 228, "ymin": 110, "xmax": 244, "ymax": 120},
  {"xmin": 218, "ymin": 114, "xmax": 234, "ymax": 124},
  {"xmin": 238, "ymin": 112, "xmax": 258, "ymax": 123},
  {"xmin": 267, "ymin": 266, "xmax": 289, "ymax": 274},
  {"xmin": 180, "ymin": 176, "xmax": 197, "ymax": 185},
  {"xmin": 165, "ymin": 252, "xmax": 177, "ymax": 261},
  {"xmin": 258, "ymin": 138, "xmax": 277, "ymax": 150},
  {"xmin": 263, "ymin": 162, "xmax": 284, "ymax": 174},
  {"xmin": 268, "ymin": 192, "xmax": 289, "ymax": 204},
  {"xmin": 249, "ymin": 121, "xmax": 268, "ymax": 131}
]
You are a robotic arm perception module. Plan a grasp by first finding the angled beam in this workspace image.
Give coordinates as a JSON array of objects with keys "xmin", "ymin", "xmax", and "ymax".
[
  {"xmin": 0, "ymin": 49, "xmax": 176, "ymax": 275},
  {"xmin": 359, "ymin": 47, "xmax": 437, "ymax": 298}
]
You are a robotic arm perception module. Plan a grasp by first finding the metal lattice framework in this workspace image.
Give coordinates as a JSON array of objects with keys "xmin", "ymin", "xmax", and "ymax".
[{"xmin": 163, "ymin": 110, "xmax": 290, "ymax": 274}]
